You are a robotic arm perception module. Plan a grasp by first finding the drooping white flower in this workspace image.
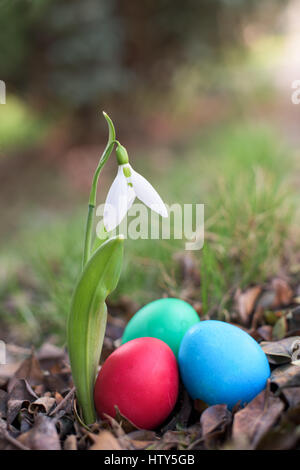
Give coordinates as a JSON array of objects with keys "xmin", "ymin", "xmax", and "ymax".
[{"xmin": 103, "ymin": 144, "xmax": 168, "ymax": 232}]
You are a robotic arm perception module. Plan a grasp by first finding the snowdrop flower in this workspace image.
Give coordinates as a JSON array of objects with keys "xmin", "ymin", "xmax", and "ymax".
[{"xmin": 104, "ymin": 143, "xmax": 168, "ymax": 232}]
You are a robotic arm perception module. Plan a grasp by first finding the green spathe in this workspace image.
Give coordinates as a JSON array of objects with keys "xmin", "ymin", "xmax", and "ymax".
[{"xmin": 121, "ymin": 297, "xmax": 200, "ymax": 358}]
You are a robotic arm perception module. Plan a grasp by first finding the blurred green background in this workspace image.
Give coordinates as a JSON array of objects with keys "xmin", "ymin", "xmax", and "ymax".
[{"xmin": 1, "ymin": 0, "xmax": 300, "ymax": 345}]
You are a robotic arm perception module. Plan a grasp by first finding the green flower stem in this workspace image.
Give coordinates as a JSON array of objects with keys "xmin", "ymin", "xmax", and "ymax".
[
  {"xmin": 82, "ymin": 112, "xmax": 116, "ymax": 269},
  {"xmin": 68, "ymin": 111, "xmax": 125, "ymax": 426}
]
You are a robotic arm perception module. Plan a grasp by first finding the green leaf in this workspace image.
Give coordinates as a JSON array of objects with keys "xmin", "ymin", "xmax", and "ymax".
[
  {"xmin": 92, "ymin": 220, "xmax": 109, "ymax": 253},
  {"xmin": 67, "ymin": 235, "xmax": 124, "ymax": 424}
]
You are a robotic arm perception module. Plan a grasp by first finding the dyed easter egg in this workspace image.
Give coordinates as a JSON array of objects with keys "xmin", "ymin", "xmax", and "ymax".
[
  {"xmin": 121, "ymin": 298, "xmax": 200, "ymax": 357},
  {"xmin": 94, "ymin": 337, "xmax": 179, "ymax": 429},
  {"xmin": 178, "ymin": 320, "xmax": 270, "ymax": 409}
]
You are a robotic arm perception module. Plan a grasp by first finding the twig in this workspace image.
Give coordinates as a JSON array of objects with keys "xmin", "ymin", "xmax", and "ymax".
[
  {"xmin": 0, "ymin": 429, "xmax": 30, "ymax": 450},
  {"xmin": 188, "ymin": 436, "xmax": 204, "ymax": 450},
  {"xmin": 49, "ymin": 387, "xmax": 76, "ymax": 417}
]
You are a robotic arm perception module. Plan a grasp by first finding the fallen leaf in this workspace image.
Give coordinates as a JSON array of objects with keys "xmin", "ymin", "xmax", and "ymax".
[
  {"xmin": 28, "ymin": 396, "xmax": 56, "ymax": 414},
  {"xmin": 43, "ymin": 371, "xmax": 72, "ymax": 394},
  {"xmin": 232, "ymin": 390, "xmax": 284, "ymax": 448},
  {"xmin": 56, "ymin": 415, "xmax": 74, "ymax": 439},
  {"xmin": 257, "ymin": 291, "xmax": 277, "ymax": 310},
  {"xmin": 272, "ymin": 279, "xmax": 293, "ymax": 307},
  {"xmin": 158, "ymin": 430, "xmax": 192, "ymax": 450},
  {"xmin": 8, "ymin": 353, "xmax": 44, "ymax": 392},
  {"xmin": 200, "ymin": 404, "xmax": 232, "ymax": 448},
  {"xmin": 101, "ymin": 413, "xmax": 126, "ymax": 440},
  {"xmin": 200, "ymin": 404, "xmax": 232, "ymax": 436},
  {"xmin": 89, "ymin": 430, "xmax": 122, "ymax": 450},
  {"xmin": 256, "ymin": 325, "xmax": 273, "ymax": 341},
  {"xmin": 255, "ymin": 422, "xmax": 299, "ymax": 450},
  {"xmin": 0, "ymin": 390, "xmax": 7, "ymax": 419},
  {"xmin": 234, "ymin": 286, "xmax": 262, "ymax": 325},
  {"xmin": 37, "ymin": 343, "xmax": 66, "ymax": 371},
  {"xmin": 177, "ymin": 390, "xmax": 193, "ymax": 428},
  {"xmin": 286, "ymin": 306, "xmax": 300, "ymax": 332},
  {"xmin": 19, "ymin": 409, "xmax": 32, "ymax": 433},
  {"xmin": 114, "ymin": 406, "xmax": 140, "ymax": 433},
  {"xmin": 0, "ymin": 417, "xmax": 29, "ymax": 450},
  {"xmin": 126, "ymin": 430, "xmax": 157, "ymax": 449},
  {"xmin": 64, "ymin": 434, "xmax": 77, "ymax": 450},
  {"xmin": 7, "ymin": 379, "xmax": 38, "ymax": 425},
  {"xmin": 17, "ymin": 414, "xmax": 61, "ymax": 450},
  {"xmin": 261, "ymin": 337, "xmax": 300, "ymax": 365},
  {"xmin": 281, "ymin": 387, "xmax": 300, "ymax": 408},
  {"xmin": 271, "ymin": 363, "xmax": 300, "ymax": 389}
]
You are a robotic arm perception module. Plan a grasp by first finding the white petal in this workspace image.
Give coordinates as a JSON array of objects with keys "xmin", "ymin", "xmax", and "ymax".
[
  {"xmin": 103, "ymin": 167, "xmax": 135, "ymax": 231},
  {"xmin": 130, "ymin": 168, "xmax": 168, "ymax": 217},
  {"xmin": 127, "ymin": 186, "xmax": 136, "ymax": 212}
]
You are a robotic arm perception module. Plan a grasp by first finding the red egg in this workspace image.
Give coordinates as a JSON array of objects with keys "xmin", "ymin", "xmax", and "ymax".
[{"xmin": 94, "ymin": 337, "xmax": 179, "ymax": 430}]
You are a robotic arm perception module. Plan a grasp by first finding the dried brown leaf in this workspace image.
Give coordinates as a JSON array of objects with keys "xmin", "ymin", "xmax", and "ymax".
[
  {"xmin": 114, "ymin": 406, "xmax": 140, "ymax": 433},
  {"xmin": 257, "ymin": 291, "xmax": 277, "ymax": 310},
  {"xmin": 0, "ymin": 417, "xmax": 30, "ymax": 450},
  {"xmin": 56, "ymin": 415, "xmax": 74, "ymax": 439},
  {"xmin": 272, "ymin": 279, "xmax": 293, "ymax": 307},
  {"xmin": 256, "ymin": 325, "xmax": 273, "ymax": 342},
  {"xmin": 89, "ymin": 430, "xmax": 122, "ymax": 450},
  {"xmin": 43, "ymin": 371, "xmax": 72, "ymax": 394},
  {"xmin": 271, "ymin": 363, "xmax": 300, "ymax": 389},
  {"xmin": 28, "ymin": 396, "xmax": 56, "ymax": 414},
  {"xmin": 281, "ymin": 387, "xmax": 300, "ymax": 408},
  {"xmin": 159, "ymin": 430, "xmax": 191, "ymax": 450},
  {"xmin": 0, "ymin": 390, "xmax": 7, "ymax": 419},
  {"xmin": 37, "ymin": 343, "xmax": 65, "ymax": 372},
  {"xmin": 126, "ymin": 430, "xmax": 157, "ymax": 449},
  {"xmin": 64, "ymin": 434, "xmax": 77, "ymax": 450},
  {"xmin": 17, "ymin": 414, "xmax": 61, "ymax": 450},
  {"xmin": 101, "ymin": 413, "xmax": 126, "ymax": 439},
  {"xmin": 200, "ymin": 404, "xmax": 232, "ymax": 448},
  {"xmin": 200, "ymin": 404, "xmax": 232, "ymax": 436},
  {"xmin": 255, "ymin": 422, "xmax": 300, "ymax": 450},
  {"xmin": 7, "ymin": 379, "xmax": 38, "ymax": 425},
  {"xmin": 177, "ymin": 390, "xmax": 193, "ymax": 427},
  {"xmin": 261, "ymin": 336, "xmax": 300, "ymax": 365},
  {"xmin": 8, "ymin": 353, "xmax": 44, "ymax": 392},
  {"xmin": 235, "ymin": 286, "xmax": 262, "ymax": 325},
  {"xmin": 286, "ymin": 306, "xmax": 300, "ymax": 332},
  {"xmin": 232, "ymin": 390, "xmax": 284, "ymax": 448}
]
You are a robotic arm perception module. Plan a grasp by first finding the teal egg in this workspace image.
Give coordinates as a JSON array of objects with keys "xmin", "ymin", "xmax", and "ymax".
[{"xmin": 121, "ymin": 298, "xmax": 200, "ymax": 357}]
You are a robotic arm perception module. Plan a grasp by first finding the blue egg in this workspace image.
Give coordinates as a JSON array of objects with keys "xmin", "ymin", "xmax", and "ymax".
[{"xmin": 178, "ymin": 320, "xmax": 270, "ymax": 409}]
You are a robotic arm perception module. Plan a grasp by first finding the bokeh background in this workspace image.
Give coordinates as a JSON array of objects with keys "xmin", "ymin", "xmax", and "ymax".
[{"xmin": 1, "ymin": 0, "xmax": 300, "ymax": 346}]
